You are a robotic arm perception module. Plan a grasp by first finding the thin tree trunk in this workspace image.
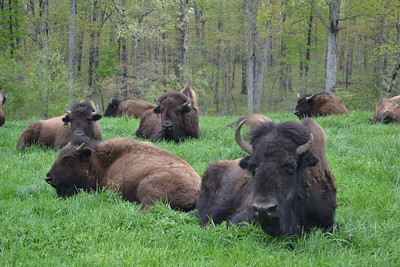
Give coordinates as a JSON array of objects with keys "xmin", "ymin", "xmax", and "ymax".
[
  {"xmin": 247, "ymin": 0, "xmax": 257, "ymax": 114},
  {"xmin": 68, "ymin": 0, "xmax": 76, "ymax": 105},
  {"xmin": 88, "ymin": 0, "xmax": 98, "ymax": 90},
  {"xmin": 182, "ymin": 0, "xmax": 189, "ymax": 87}
]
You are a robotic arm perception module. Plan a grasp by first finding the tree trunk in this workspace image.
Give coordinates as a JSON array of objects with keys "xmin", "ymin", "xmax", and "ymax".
[
  {"xmin": 305, "ymin": 10, "xmax": 313, "ymax": 77},
  {"xmin": 247, "ymin": 0, "xmax": 257, "ymax": 114},
  {"xmin": 182, "ymin": 0, "xmax": 189, "ymax": 87},
  {"xmin": 88, "ymin": 0, "xmax": 98, "ymax": 90},
  {"xmin": 68, "ymin": 0, "xmax": 76, "ymax": 105}
]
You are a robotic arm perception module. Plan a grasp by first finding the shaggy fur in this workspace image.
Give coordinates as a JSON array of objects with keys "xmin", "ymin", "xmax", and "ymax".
[
  {"xmin": 104, "ymin": 98, "xmax": 155, "ymax": 118},
  {"xmin": 372, "ymin": 95, "xmax": 400, "ymax": 123},
  {"xmin": 45, "ymin": 136, "xmax": 201, "ymax": 211},
  {"xmin": 294, "ymin": 92, "xmax": 349, "ymax": 119},
  {"xmin": 0, "ymin": 91, "xmax": 7, "ymax": 126},
  {"xmin": 136, "ymin": 87, "xmax": 200, "ymax": 142},
  {"xmin": 197, "ymin": 118, "xmax": 337, "ymax": 237},
  {"xmin": 17, "ymin": 100, "xmax": 102, "ymax": 150}
]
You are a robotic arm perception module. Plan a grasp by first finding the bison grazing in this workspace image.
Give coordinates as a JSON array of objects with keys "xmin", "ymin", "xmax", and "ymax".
[
  {"xmin": 136, "ymin": 86, "xmax": 200, "ymax": 142},
  {"xmin": 45, "ymin": 135, "xmax": 201, "ymax": 211},
  {"xmin": 17, "ymin": 100, "xmax": 102, "ymax": 150},
  {"xmin": 0, "ymin": 91, "xmax": 7, "ymax": 126},
  {"xmin": 197, "ymin": 118, "xmax": 337, "ymax": 237},
  {"xmin": 372, "ymin": 95, "xmax": 400, "ymax": 123},
  {"xmin": 294, "ymin": 92, "xmax": 349, "ymax": 119},
  {"xmin": 104, "ymin": 97, "xmax": 155, "ymax": 118}
]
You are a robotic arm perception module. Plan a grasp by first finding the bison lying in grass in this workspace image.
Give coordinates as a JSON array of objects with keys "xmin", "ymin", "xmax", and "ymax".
[
  {"xmin": 371, "ymin": 95, "xmax": 400, "ymax": 123},
  {"xmin": 294, "ymin": 92, "xmax": 349, "ymax": 119},
  {"xmin": 45, "ymin": 135, "xmax": 201, "ymax": 211},
  {"xmin": 136, "ymin": 86, "xmax": 200, "ymax": 143},
  {"xmin": 0, "ymin": 91, "xmax": 7, "ymax": 126},
  {"xmin": 104, "ymin": 97, "xmax": 155, "ymax": 118},
  {"xmin": 198, "ymin": 118, "xmax": 337, "ymax": 237},
  {"xmin": 17, "ymin": 100, "xmax": 102, "ymax": 150}
]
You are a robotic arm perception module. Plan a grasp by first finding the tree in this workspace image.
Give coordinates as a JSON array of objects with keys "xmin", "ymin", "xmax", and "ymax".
[
  {"xmin": 68, "ymin": 0, "xmax": 77, "ymax": 104},
  {"xmin": 311, "ymin": 0, "xmax": 344, "ymax": 93}
]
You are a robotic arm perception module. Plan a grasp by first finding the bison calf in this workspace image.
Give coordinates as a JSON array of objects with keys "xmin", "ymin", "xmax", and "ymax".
[
  {"xmin": 294, "ymin": 92, "xmax": 349, "ymax": 119},
  {"xmin": 0, "ymin": 91, "xmax": 7, "ymax": 126},
  {"xmin": 372, "ymin": 95, "xmax": 400, "ymax": 123},
  {"xmin": 45, "ymin": 135, "xmax": 201, "ymax": 211},
  {"xmin": 104, "ymin": 97, "xmax": 155, "ymax": 118},
  {"xmin": 198, "ymin": 118, "xmax": 337, "ymax": 237},
  {"xmin": 136, "ymin": 86, "xmax": 200, "ymax": 142},
  {"xmin": 17, "ymin": 100, "xmax": 102, "ymax": 150}
]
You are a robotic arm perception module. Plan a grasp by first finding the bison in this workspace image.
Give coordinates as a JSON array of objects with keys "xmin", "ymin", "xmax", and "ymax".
[
  {"xmin": 45, "ymin": 134, "xmax": 201, "ymax": 211},
  {"xmin": 225, "ymin": 114, "xmax": 272, "ymax": 128},
  {"xmin": 135, "ymin": 86, "xmax": 200, "ymax": 142},
  {"xmin": 371, "ymin": 95, "xmax": 400, "ymax": 123},
  {"xmin": 17, "ymin": 100, "xmax": 102, "ymax": 150},
  {"xmin": 197, "ymin": 118, "xmax": 337, "ymax": 237},
  {"xmin": 0, "ymin": 91, "xmax": 7, "ymax": 126},
  {"xmin": 294, "ymin": 92, "xmax": 349, "ymax": 119},
  {"xmin": 104, "ymin": 97, "xmax": 155, "ymax": 118}
]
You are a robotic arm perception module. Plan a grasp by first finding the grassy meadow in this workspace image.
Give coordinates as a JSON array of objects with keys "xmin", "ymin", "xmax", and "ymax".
[{"xmin": 0, "ymin": 111, "xmax": 399, "ymax": 266}]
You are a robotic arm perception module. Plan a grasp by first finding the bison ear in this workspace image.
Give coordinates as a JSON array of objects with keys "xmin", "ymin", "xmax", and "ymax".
[
  {"xmin": 302, "ymin": 151, "xmax": 319, "ymax": 167},
  {"xmin": 77, "ymin": 147, "xmax": 92, "ymax": 159},
  {"xmin": 62, "ymin": 114, "xmax": 71, "ymax": 124},
  {"xmin": 92, "ymin": 114, "xmax": 102, "ymax": 121}
]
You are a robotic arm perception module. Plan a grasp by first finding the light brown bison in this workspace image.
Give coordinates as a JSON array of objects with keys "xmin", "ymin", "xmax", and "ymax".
[
  {"xmin": 136, "ymin": 86, "xmax": 200, "ymax": 142},
  {"xmin": 294, "ymin": 92, "xmax": 349, "ymax": 119},
  {"xmin": 45, "ymin": 135, "xmax": 201, "ymax": 211},
  {"xmin": 104, "ymin": 97, "xmax": 155, "ymax": 118},
  {"xmin": 0, "ymin": 91, "xmax": 7, "ymax": 126},
  {"xmin": 197, "ymin": 118, "xmax": 337, "ymax": 237},
  {"xmin": 17, "ymin": 100, "xmax": 102, "ymax": 150},
  {"xmin": 225, "ymin": 114, "xmax": 272, "ymax": 128},
  {"xmin": 372, "ymin": 95, "xmax": 400, "ymax": 123}
]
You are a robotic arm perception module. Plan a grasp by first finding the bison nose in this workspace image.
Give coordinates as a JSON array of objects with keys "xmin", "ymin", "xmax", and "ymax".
[
  {"xmin": 294, "ymin": 110, "xmax": 299, "ymax": 116},
  {"xmin": 253, "ymin": 200, "xmax": 279, "ymax": 219},
  {"xmin": 162, "ymin": 121, "xmax": 173, "ymax": 130}
]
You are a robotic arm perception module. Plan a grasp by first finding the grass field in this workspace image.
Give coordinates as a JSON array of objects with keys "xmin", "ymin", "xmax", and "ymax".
[{"xmin": 0, "ymin": 112, "xmax": 399, "ymax": 266}]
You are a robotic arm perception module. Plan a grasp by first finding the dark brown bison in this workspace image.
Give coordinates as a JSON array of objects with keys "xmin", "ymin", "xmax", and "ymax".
[
  {"xmin": 197, "ymin": 118, "xmax": 337, "ymax": 237},
  {"xmin": 372, "ymin": 95, "xmax": 400, "ymax": 123},
  {"xmin": 45, "ymin": 135, "xmax": 201, "ymax": 211},
  {"xmin": 136, "ymin": 86, "xmax": 200, "ymax": 142},
  {"xmin": 17, "ymin": 100, "xmax": 102, "ymax": 150},
  {"xmin": 0, "ymin": 91, "xmax": 7, "ymax": 126},
  {"xmin": 104, "ymin": 97, "xmax": 155, "ymax": 118},
  {"xmin": 294, "ymin": 92, "xmax": 349, "ymax": 119}
]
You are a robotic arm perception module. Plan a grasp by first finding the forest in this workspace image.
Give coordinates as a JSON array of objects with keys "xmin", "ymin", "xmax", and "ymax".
[{"xmin": 0, "ymin": 0, "xmax": 399, "ymax": 118}]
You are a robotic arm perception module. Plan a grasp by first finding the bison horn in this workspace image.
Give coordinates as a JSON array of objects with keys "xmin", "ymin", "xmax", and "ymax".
[
  {"xmin": 296, "ymin": 134, "xmax": 314, "ymax": 155},
  {"xmin": 92, "ymin": 104, "xmax": 99, "ymax": 116},
  {"xmin": 182, "ymin": 100, "xmax": 190, "ymax": 107},
  {"xmin": 297, "ymin": 93, "xmax": 300, "ymax": 98},
  {"xmin": 65, "ymin": 104, "xmax": 71, "ymax": 115},
  {"xmin": 305, "ymin": 93, "xmax": 316, "ymax": 101},
  {"xmin": 235, "ymin": 119, "xmax": 253, "ymax": 154},
  {"xmin": 76, "ymin": 142, "xmax": 85, "ymax": 152}
]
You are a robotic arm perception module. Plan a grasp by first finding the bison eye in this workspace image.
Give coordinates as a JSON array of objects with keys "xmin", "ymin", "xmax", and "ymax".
[
  {"xmin": 285, "ymin": 163, "xmax": 297, "ymax": 175},
  {"xmin": 154, "ymin": 106, "xmax": 161, "ymax": 114},
  {"xmin": 62, "ymin": 156, "xmax": 75, "ymax": 165}
]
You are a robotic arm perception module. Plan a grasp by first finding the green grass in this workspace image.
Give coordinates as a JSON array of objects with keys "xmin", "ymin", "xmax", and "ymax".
[{"xmin": 0, "ymin": 112, "xmax": 399, "ymax": 266}]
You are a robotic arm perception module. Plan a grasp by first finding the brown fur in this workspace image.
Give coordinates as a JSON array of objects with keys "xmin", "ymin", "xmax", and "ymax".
[
  {"xmin": 198, "ymin": 118, "xmax": 337, "ymax": 236},
  {"xmin": 136, "ymin": 86, "xmax": 200, "ymax": 142},
  {"xmin": 104, "ymin": 98, "xmax": 155, "ymax": 118},
  {"xmin": 372, "ymin": 95, "xmax": 400, "ymax": 123},
  {"xmin": 294, "ymin": 92, "xmax": 349, "ymax": 119},
  {"xmin": 45, "ymin": 136, "xmax": 201, "ymax": 211},
  {"xmin": 0, "ymin": 91, "xmax": 7, "ymax": 126},
  {"xmin": 226, "ymin": 114, "xmax": 272, "ymax": 128},
  {"xmin": 17, "ymin": 100, "xmax": 102, "ymax": 150}
]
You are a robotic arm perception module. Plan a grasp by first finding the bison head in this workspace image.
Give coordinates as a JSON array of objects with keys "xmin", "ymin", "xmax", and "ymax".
[
  {"xmin": 294, "ymin": 93, "xmax": 316, "ymax": 119},
  {"xmin": 153, "ymin": 87, "xmax": 200, "ymax": 142},
  {"xmin": 236, "ymin": 120, "xmax": 319, "ymax": 236},
  {"xmin": 45, "ymin": 135, "xmax": 96, "ymax": 197},
  {"xmin": 63, "ymin": 100, "xmax": 102, "ymax": 137},
  {"xmin": 373, "ymin": 96, "xmax": 400, "ymax": 123},
  {"xmin": 104, "ymin": 98, "xmax": 121, "ymax": 117}
]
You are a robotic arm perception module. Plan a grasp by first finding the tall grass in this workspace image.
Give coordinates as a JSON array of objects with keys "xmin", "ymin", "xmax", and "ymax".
[{"xmin": 0, "ymin": 112, "xmax": 399, "ymax": 266}]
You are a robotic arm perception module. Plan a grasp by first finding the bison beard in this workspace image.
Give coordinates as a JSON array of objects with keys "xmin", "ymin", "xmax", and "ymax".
[
  {"xmin": 45, "ymin": 135, "xmax": 201, "ymax": 211},
  {"xmin": 198, "ymin": 118, "xmax": 337, "ymax": 237}
]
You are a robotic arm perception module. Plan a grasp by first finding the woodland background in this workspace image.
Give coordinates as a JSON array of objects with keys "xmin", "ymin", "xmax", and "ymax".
[{"xmin": 0, "ymin": 0, "xmax": 399, "ymax": 118}]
